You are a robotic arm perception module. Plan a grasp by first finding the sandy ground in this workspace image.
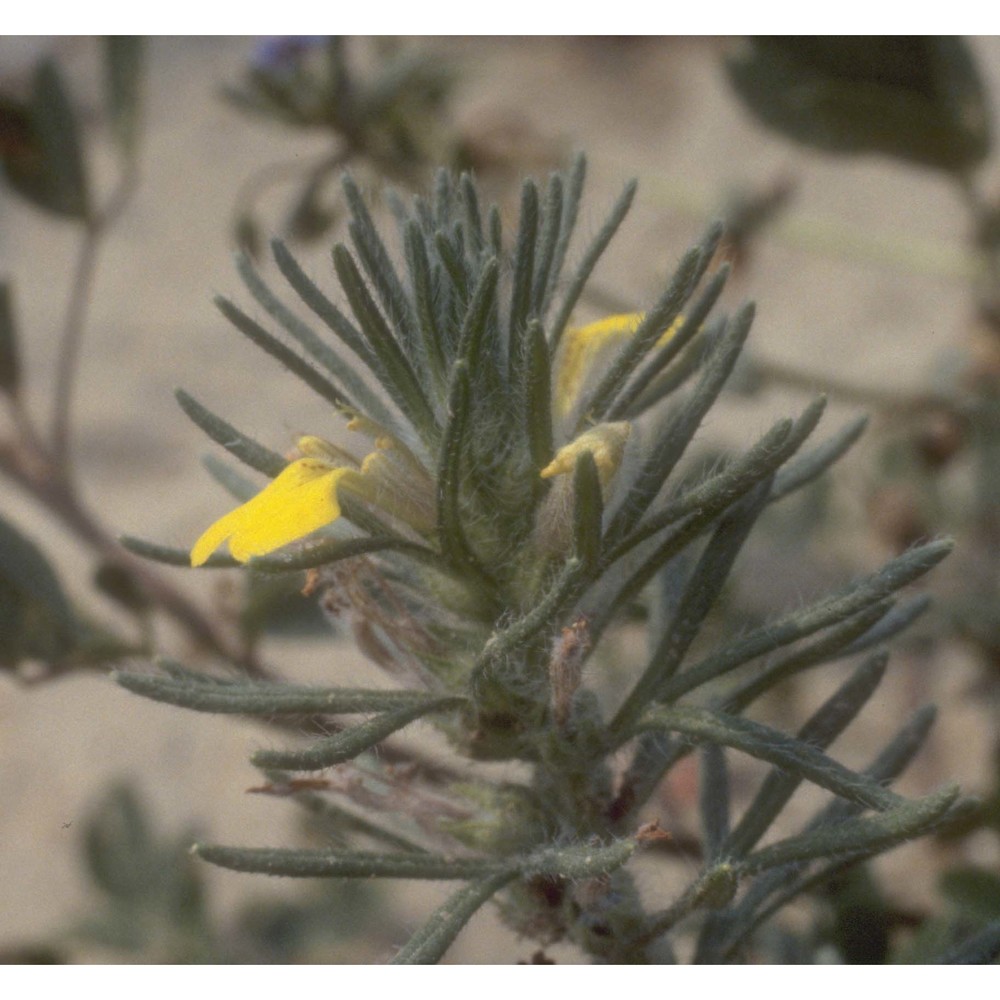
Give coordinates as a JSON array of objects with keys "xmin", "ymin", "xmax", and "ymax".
[{"xmin": 1, "ymin": 37, "xmax": 999, "ymax": 962}]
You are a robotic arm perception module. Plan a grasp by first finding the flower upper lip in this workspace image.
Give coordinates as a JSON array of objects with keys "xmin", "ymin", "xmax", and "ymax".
[{"xmin": 190, "ymin": 456, "xmax": 353, "ymax": 567}]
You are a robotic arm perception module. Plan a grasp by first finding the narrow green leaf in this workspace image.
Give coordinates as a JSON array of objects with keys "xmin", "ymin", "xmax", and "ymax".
[
  {"xmin": 390, "ymin": 871, "xmax": 517, "ymax": 964},
  {"xmin": 592, "ymin": 412, "xmax": 804, "ymax": 642},
  {"xmin": 640, "ymin": 862, "xmax": 740, "ymax": 945},
  {"xmin": 771, "ymin": 414, "xmax": 868, "ymax": 501},
  {"xmin": 541, "ymin": 152, "xmax": 586, "ymax": 318},
  {"xmin": 611, "ymin": 482, "xmax": 771, "ymax": 735},
  {"xmin": 432, "ymin": 167, "xmax": 454, "ymax": 227},
  {"xmin": 434, "ymin": 227, "xmax": 471, "ymax": 306},
  {"xmin": 248, "ymin": 534, "xmax": 438, "ymax": 574},
  {"xmin": 174, "ymin": 388, "xmax": 286, "ymax": 477},
  {"xmin": 195, "ymin": 843, "xmax": 497, "ymax": 879},
  {"xmin": 200, "ymin": 453, "xmax": 258, "ymax": 502},
  {"xmin": 404, "ymin": 220, "xmax": 449, "ymax": 387},
  {"xmin": 838, "ymin": 595, "xmax": 931, "ymax": 657},
  {"xmin": 583, "ymin": 227, "xmax": 721, "ymax": 427},
  {"xmin": 863, "ymin": 704, "xmax": 939, "ymax": 786},
  {"xmin": 742, "ymin": 783, "xmax": 960, "ymax": 875},
  {"xmin": 119, "ymin": 535, "xmax": 237, "ymax": 569},
  {"xmin": 531, "ymin": 172, "xmax": 564, "ymax": 314},
  {"xmin": 458, "ymin": 172, "xmax": 485, "ymax": 256},
  {"xmin": 659, "ymin": 538, "xmax": 952, "ymax": 703},
  {"xmin": 605, "ymin": 397, "xmax": 820, "ymax": 566},
  {"xmin": 699, "ymin": 744, "xmax": 731, "ymax": 862},
  {"xmin": 700, "ymin": 704, "xmax": 942, "ymax": 961},
  {"xmin": 721, "ymin": 599, "xmax": 893, "ymax": 711},
  {"xmin": 158, "ymin": 658, "xmax": 239, "ymax": 684},
  {"xmin": 390, "ymin": 836, "xmax": 639, "ymax": 963},
  {"xmin": 611, "ymin": 264, "xmax": 730, "ymax": 420},
  {"xmin": 549, "ymin": 178, "xmax": 638, "ymax": 350},
  {"xmin": 237, "ymin": 251, "xmax": 402, "ymax": 436},
  {"xmin": 525, "ymin": 319, "xmax": 554, "ymax": 474},
  {"xmin": 628, "ymin": 316, "xmax": 727, "ymax": 414},
  {"xmin": 332, "ymin": 244, "xmax": 437, "ymax": 440},
  {"xmin": 507, "ymin": 179, "xmax": 539, "ymax": 381},
  {"xmin": 437, "ymin": 361, "xmax": 479, "ymax": 569},
  {"xmin": 114, "ymin": 669, "xmax": 453, "ymax": 716},
  {"xmin": 487, "ymin": 203, "xmax": 502, "ymax": 256},
  {"xmin": 341, "ymin": 173, "xmax": 421, "ymax": 361},
  {"xmin": 271, "ymin": 238, "xmax": 373, "ymax": 363},
  {"xmin": 251, "ymin": 697, "xmax": 465, "ymax": 770},
  {"xmin": 455, "ymin": 257, "xmax": 499, "ymax": 367},
  {"xmin": 521, "ymin": 837, "xmax": 638, "ymax": 878},
  {"xmin": 103, "ymin": 37, "xmax": 144, "ymax": 157},
  {"xmin": 214, "ymin": 296, "xmax": 351, "ymax": 412},
  {"xmin": 412, "ymin": 194, "xmax": 435, "ymax": 234},
  {"xmin": 724, "ymin": 653, "xmax": 889, "ymax": 856},
  {"xmin": 605, "ymin": 303, "xmax": 757, "ymax": 546},
  {"xmin": 634, "ymin": 705, "xmax": 903, "ymax": 812}
]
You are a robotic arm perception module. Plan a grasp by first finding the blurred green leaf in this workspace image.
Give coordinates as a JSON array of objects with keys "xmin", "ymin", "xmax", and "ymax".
[
  {"xmin": 1, "ymin": 59, "xmax": 90, "ymax": 219},
  {"xmin": 0, "ymin": 279, "xmax": 20, "ymax": 394},
  {"xmin": 0, "ymin": 515, "xmax": 75, "ymax": 629},
  {"xmin": 285, "ymin": 181, "xmax": 340, "ymax": 244},
  {"xmin": 0, "ymin": 514, "xmax": 76, "ymax": 667},
  {"xmin": 726, "ymin": 37, "xmax": 992, "ymax": 173},
  {"xmin": 233, "ymin": 210, "xmax": 262, "ymax": 260},
  {"xmin": 103, "ymin": 36, "xmax": 144, "ymax": 158},
  {"xmin": 75, "ymin": 782, "xmax": 213, "ymax": 961},
  {"xmin": 83, "ymin": 782, "xmax": 156, "ymax": 902},
  {"xmin": 940, "ymin": 866, "xmax": 1000, "ymax": 921}
]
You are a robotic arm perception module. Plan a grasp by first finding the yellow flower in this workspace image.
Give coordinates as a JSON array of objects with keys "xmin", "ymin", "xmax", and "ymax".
[
  {"xmin": 556, "ymin": 312, "xmax": 682, "ymax": 417},
  {"xmin": 540, "ymin": 422, "xmax": 631, "ymax": 488},
  {"xmin": 191, "ymin": 451, "xmax": 356, "ymax": 566}
]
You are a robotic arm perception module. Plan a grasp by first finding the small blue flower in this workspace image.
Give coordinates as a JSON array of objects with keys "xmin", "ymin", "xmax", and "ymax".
[{"xmin": 251, "ymin": 36, "xmax": 329, "ymax": 74}]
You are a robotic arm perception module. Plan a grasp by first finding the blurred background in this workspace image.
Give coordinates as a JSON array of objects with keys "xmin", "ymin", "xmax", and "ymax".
[{"xmin": 1, "ymin": 36, "xmax": 999, "ymax": 962}]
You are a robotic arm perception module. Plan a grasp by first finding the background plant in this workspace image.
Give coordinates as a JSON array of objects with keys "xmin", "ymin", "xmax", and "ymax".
[
  {"xmin": 1, "ymin": 37, "xmax": 1000, "ymax": 960},
  {"xmin": 716, "ymin": 37, "xmax": 1000, "ymax": 943}
]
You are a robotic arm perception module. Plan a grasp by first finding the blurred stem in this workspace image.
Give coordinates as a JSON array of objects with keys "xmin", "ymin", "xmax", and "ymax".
[
  {"xmin": 0, "ymin": 157, "xmax": 277, "ymax": 677},
  {"xmin": 0, "ymin": 432, "xmax": 270, "ymax": 677},
  {"xmin": 231, "ymin": 146, "xmax": 351, "ymax": 241},
  {"xmin": 745, "ymin": 355, "xmax": 967, "ymax": 420},
  {"xmin": 642, "ymin": 171, "xmax": 971, "ymax": 281},
  {"xmin": 51, "ymin": 163, "xmax": 138, "ymax": 473},
  {"xmin": 584, "ymin": 281, "xmax": 968, "ymax": 422}
]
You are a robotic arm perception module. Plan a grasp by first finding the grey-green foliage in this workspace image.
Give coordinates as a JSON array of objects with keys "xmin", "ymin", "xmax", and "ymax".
[
  {"xmin": 55, "ymin": 780, "xmax": 394, "ymax": 963},
  {"xmin": 0, "ymin": 59, "xmax": 91, "ymax": 219},
  {"xmin": 0, "ymin": 513, "xmax": 77, "ymax": 667},
  {"xmin": 726, "ymin": 37, "xmax": 992, "ymax": 174},
  {"xmin": 119, "ymin": 157, "xmax": 966, "ymax": 963}
]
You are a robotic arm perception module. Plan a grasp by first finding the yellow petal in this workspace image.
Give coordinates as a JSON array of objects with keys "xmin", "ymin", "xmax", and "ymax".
[
  {"xmin": 190, "ymin": 505, "xmax": 249, "ymax": 568},
  {"xmin": 540, "ymin": 422, "xmax": 631, "ymax": 487},
  {"xmin": 190, "ymin": 459, "xmax": 347, "ymax": 566},
  {"xmin": 556, "ymin": 312, "xmax": 683, "ymax": 417}
]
